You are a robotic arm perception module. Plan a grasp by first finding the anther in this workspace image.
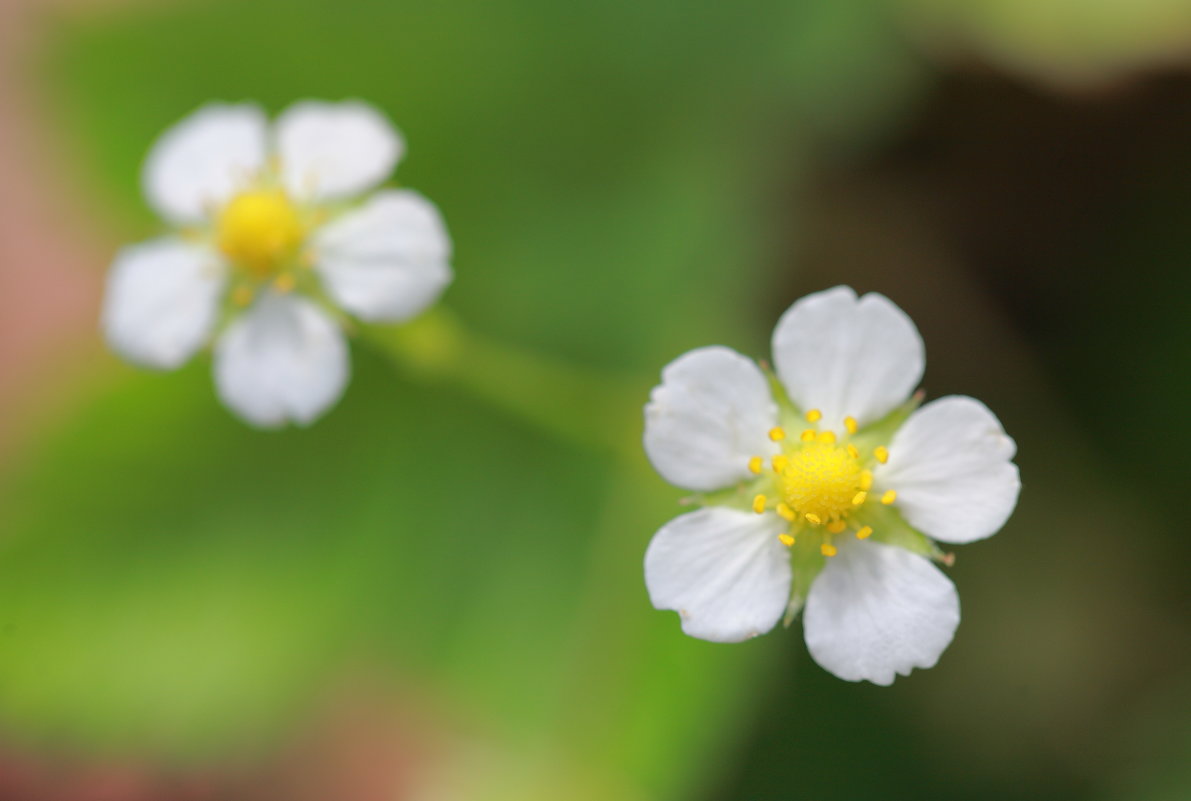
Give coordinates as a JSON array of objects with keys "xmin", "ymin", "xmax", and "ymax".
[
  {"xmin": 826, "ymin": 520, "xmax": 846, "ymax": 534},
  {"xmin": 860, "ymin": 470, "xmax": 873, "ymax": 490},
  {"xmin": 804, "ymin": 513, "xmax": 822, "ymax": 525},
  {"xmin": 769, "ymin": 427, "xmax": 786, "ymax": 442},
  {"xmin": 852, "ymin": 491, "xmax": 867, "ymax": 506},
  {"xmin": 817, "ymin": 430, "xmax": 836, "ymax": 444},
  {"xmin": 874, "ymin": 446, "xmax": 889, "ymax": 464},
  {"xmin": 880, "ymin": 490, "xmax": 897, "ymax": 505},
  {"xmin": 748, "ymin": 456, "xmax": 763, "ymax": 475},
  {"xmin": 846, "ymin": 444, "xmax": 859, "ymax": 459},
  {"xmin": 753, "ymin": 494, "xmax": 767, "ymax": 514},
  {"xmin": 805, "ymin": 409, "xmax": 822, "ymax": 423},
  {"xmin": 772, "ymin": 454, "xmax": 789, "ymax": 472},
  {"xmin": 856, "ymin": 526, "xmax": 873, "ymax": 540},
  {"xmin": 776, "ymin": 503, "xmax": 795, "ymax": 521},
  {"xmin": 800, "ymin": 429, "xmax": 816, "ymax": 442},
  {"xmin": 820, "ymin": 543, "xmax": 838, "ymax": 557},
  {"xmin": 844, "ymin": 416, "xmax": 858, "ymax": 434},
  {"xmin": 778, "ymin": 533, "xmax": 796, "ymax": 547}
]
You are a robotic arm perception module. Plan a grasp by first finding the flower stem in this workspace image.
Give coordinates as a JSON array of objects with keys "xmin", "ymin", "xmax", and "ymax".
[{"xmin": 362, "ymin": 309, "xmax": 644, "ymax": 459}]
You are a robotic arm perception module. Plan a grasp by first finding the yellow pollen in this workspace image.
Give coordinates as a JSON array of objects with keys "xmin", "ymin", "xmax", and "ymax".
[
  {"xmin": 874, "ymin": 446, "xmax": 889, "ymax": 464},
  {"xmin": 846, "ymin": 444, "xmax": 859, "ymax": 459},
  {"xmin": 769, "ymin": 427, "xmax": 786, "ymax": 442},
  {"xmin": 826, "ymin": 520, "xmax": 847, "ymax": 534},
  {"xmin": 805, "ymin": 409, "xmax": 822, "ymax": 423},
  {"xmin": 778, "ymin": 533, "xmax": 795, "ymax": 547},
  {"xmin": 860, "ymin": 470, "xmax": 873, "ymax": 490},
  {"xmin": 752, "ymin": 494, "xmax": 767, "ymax": 514},
  {"xmin": 777, "ymin": 442, "xmax": 864, "ymax": 526},
  {"xmin": 844, "ymin": 416, "xmax": 857, "ymax": 434},
  {"xmin": 856, "ymin": 526, "xmax": 873, "ymax": 540},
  {"xmin": 817, "ymin": 430, "xmax": 837, "ymax": 444},
  {"xmin": 776, "ymin": 503, "xmax": 795, "ymax": 521},
  {"xmin": 852, "ymin": 491, "xmax": 867, "ymax": 506},
  {"xmin": 821, "ymin": 543, "xmax": 838, "ymax": 557},
  {"xmin": 748, "ymin": 456, "xmax": 763, "ymax": 475},
  {"xmin": 217, "ymin": 189, "xmax": 305, "ymax": 276},
  {"xmin": 881, "ymin": 489, "xmax": 897, "ymax": 505},
  {"xmin": 805, "ymin": 513, "xmax": 822, "ymax": 525},
  {"xmin": 772, "ymin": 454, "xmax": 789, "ymax": 472},
  {"xmin": 800, "ymin": 429, "xmax": 816, "ymax": 442}
]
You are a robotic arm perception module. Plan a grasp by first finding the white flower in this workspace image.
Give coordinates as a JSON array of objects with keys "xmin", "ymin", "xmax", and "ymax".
[
  {"xmin": 642, "ymin": 286, "xmax": 1020, "ymax": 685},
  {"xmin": 102, "ymin": 100, "xmax": 452, "ymax": 427}
]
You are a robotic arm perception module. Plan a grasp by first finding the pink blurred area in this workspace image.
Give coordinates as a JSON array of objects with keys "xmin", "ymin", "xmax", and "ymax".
[{"xmin": 0, "ymin": 0, "xmax": 113, "ymax": 458}]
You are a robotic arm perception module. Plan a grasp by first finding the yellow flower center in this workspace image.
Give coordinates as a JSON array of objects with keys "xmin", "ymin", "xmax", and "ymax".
[
  {"xmin": 216, "ymin": 189, "xmax": 305, "ymax": 277},
  {"xmin": 778, "ymin": 442, "xmax": 862, "ymax": 524}
]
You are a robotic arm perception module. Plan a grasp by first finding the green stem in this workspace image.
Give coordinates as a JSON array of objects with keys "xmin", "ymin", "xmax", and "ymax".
[{"xmin": 362, "ymin": 309, "xmax": 644, "ymax": 459}]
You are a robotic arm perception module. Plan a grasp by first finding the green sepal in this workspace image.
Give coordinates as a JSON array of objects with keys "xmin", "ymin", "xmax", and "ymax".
[{"xmin": 848, "ymin": 391, "xmax": 923, "ymax": 452}]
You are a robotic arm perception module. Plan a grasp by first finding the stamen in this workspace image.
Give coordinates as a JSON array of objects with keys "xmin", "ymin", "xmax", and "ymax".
[
  {"xmin": 826, "ymin": 520, "xmax": 846, "ymax": 534},
  {"xmin": 800, "ymin": 429, "xmax": 816, "ymax": 442},
  {"xmin": 753, "ymin": 494, "xmax": 768, "ymax": 514},
  {"xmin": 804, "ymin": 513, "xmax": 822, "ymax": 525},
  {"xmin": 880, "ymin": 490, "xmax": 897, "ymax": 505},
  {"xmin": 860, "ymin": 470, "xmax": 873, "ymax": 490},
  {"xmin": 817, "ymin": 430, "xmax": 836, "ymax": 444},
  {"xmin": 776, "ymin": 503, "xmax": 795, "ymax": 521},
  {"xmin": 844, "ymin": 416, "xmax": 858, "ymax": 434},
  {"xmin": 820, "ymin": 543, "xmax": 838, "ymax": 557},
  {"xmin": 852, "ymin": 491, "xmax": 867, "ymax": 506},
  {"xmin": 874, "ymin": 446, "xmax": 889, "ymax": 464},
  {"xmin": 772, "ymin": 454, "xmax": 789, "ymax": 472},
  {"xmin": 769, "ymin": 427, "xmax": 786, "ymax": 442},
  {"xmin": 846, "ymin": 444, "xmax": 859, "ymax": 459},
  {"xmin": 747, "ymin": 456, "xmax": 763, "ymax": 475},
  {"xmin": 778, "ymin": 533, "xmax": 796, "ymax": 547},
  {"xmin": 856, "ymin": 526, "xmax": 873, "ymax": 540},
  {"xmin": 805, "ymin": 409, "xmax": 822, "ymax": 423}
]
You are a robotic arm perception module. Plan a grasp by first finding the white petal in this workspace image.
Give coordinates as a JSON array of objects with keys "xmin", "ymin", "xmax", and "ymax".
[
  {"xmin": 643, "ymin": 346, "xmax": 779, "ymax": 492},
  {"xmin": 276, "ymin": 100, "xmax": 403, "ymax": 201},
  {"xmin": 312, "ymin": 190, "xmax": 452, "ymax": 321},
  {"xmin": 804, "ymin": 538, "xmax": 959, "ymax": 685},
  {"xmin": 876, "ymin": 396, "xmax": 1020, "ymax": 544},
  {"xmin": 142, "ymin": 104, "xmax": 267, "ymax": 223},
  {"xmin": 645, "ymin": 507, "xmax": 791, "ymax": 643},
  {"xmin": 102, "ymin": 238, "xmax": 225, "ymax": 368},
  {"xmin": 213, "ymin": 293, "xmax": 349, "ymax": 428},
  {"xmin": 771, "ymin": 286, "xmax": 924, "ymax": 428}
]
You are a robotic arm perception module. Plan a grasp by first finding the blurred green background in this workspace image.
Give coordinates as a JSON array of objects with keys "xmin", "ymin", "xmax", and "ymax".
[{"xmin": 0, "ymin": 0, "xmax": 1189, "ymax": 799}]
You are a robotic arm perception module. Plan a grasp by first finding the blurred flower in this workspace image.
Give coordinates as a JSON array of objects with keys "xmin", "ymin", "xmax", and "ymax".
[
  {"xmin": 642, "ymin": 286, "xmax": 1020, "ymax": 685},
  {"xmin": 102, "ymin": 100, "xmax": 452, "ymax": 427}
]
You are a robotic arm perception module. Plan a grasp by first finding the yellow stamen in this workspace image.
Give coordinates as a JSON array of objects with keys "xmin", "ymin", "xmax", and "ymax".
[
  {"xmin": 860, "ymin": 470, "xmax": 873, "ymax": 490},
  {"xmin": 856, "ymin": 526, "xmax": 873, "ymax": 540},
  {"xmin": 805, "ymin": 409, "xmax": 822, "ymax": 423},
  {"xmin": 826, "ymin": 520, "xmax": 847, "ymax": 534},
  {"xmin": 772, "ymin": 454, "xmax": 789, "ymax": 472},
  {"xmin": 800, "ymin": 429, "xmax": 816, "ymax": 442},
  {"xmin": 805, "ymin": 513, "xmax": 822, "ymax": 525},
  {"xmin": 874, "ymin": 446, "xmax": 889, "ymax": 464},
  {"xmin": 753, "ymin": 494, "xmax": 767, "ymax": 514},
  {"xmin": 844, "ymin": 416, "xmax": 857, "ymax": 434},
  {"xmin": 769, "ymin": 427, "xmax": 786, "ymax": 442},
  {"xmin": 881, "ymin": 489, "xmax": 897, "ymax": 505},
  {"xmin": 778, "ymin": 533, "xmax": 796, "ymax": 547},
  {"xmin": 852, "ymin": 491, "xmax": 867, "ymax": 506},
  {"xmin": 748, "ymin": 456, "xmax": 763, "ymax": 475},
  {"xmin": 846, "ymin": 444, "xmax": 859, "ymax": 459},
  {"xmin": 821, "ymin": 543, "xmax": 838, "ymax": 557},
  {"xmin": 776, "ymin": 503, "xmax": 795, "ymax": 521},
  {"xmin": 817, "ymin": 430, "xmax": 836, "ymax": 444}
]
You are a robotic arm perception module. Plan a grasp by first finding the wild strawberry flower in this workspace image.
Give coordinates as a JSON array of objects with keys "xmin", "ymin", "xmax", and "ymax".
[
  {"xmin": 643, "ymin": 287, "xmax": 1020, "ymax": 685},
  {"xmin": 102, "ymin": 100, "xmax": 452, "ymax": 427}
]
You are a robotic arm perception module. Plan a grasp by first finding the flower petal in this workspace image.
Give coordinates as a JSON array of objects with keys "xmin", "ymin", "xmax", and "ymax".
[
  {"xmin": 312, "ymin": 190, "xmax": 452, "ymax": 322},
  {"xmin": 142, "ymin": 103, "xmax": 267, "ymax": 223},
  {"xmin": 645, "ymin": 507, "xmax": 791, "ymax": 643},
  {"xmin": 213, "ymin": 293, "xmax": 349, "ymax": 428},
  {"xmin": 276, "ymin": 100, "xmax": 403, "ymax": 201},
  {"xmin": 102, "ymin": 238, "xmax": 225, "ymax": 368},
  {"xmin": 876, "ymin": 396, "xmax": 1020, "ymax": 544},
  {"xmin": 804, "ymin": 538, "xmax": 959, "ymax": 685},
  {"xmin": 644, "ymin": 346, "xmax": 779, "ymax": 492},
  {"xmin": 771, "ymin": 286, "xmax": 924, "ymax": 428}
]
